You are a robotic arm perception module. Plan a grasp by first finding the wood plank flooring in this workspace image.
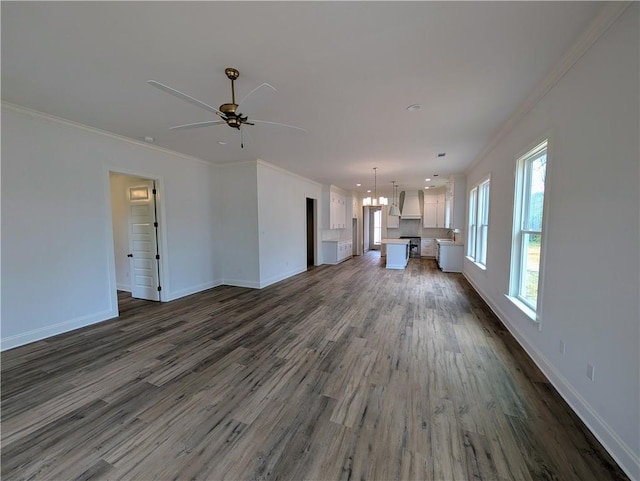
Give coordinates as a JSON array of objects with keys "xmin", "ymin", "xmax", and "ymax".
[{"xmin": 1, "ymin": 253, "xmax": 629, "ymax": 480}]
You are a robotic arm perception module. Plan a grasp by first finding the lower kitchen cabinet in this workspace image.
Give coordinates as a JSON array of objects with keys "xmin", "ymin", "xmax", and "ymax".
[
  {"xmin": 322, "ymin": 240, "xmax": 353, "ymax": 265},
  {"xmin": 436, "ymin": 241, "xmax": 464, "ymax": 272},
  {"xmin": 420, "ymin": 238, "xmax": 435, "ymax": 257}
]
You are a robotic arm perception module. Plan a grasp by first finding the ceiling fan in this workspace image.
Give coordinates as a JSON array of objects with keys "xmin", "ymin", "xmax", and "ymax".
[{"xmin": 148, "ymin": 67, "xmax": 306, "ymax": 147}]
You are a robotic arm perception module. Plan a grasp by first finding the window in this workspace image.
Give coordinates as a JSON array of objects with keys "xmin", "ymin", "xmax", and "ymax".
[
  {"xmin": 510, "ymin": 140, "xmax": 548, "ymax": 314},
  {"xmin": 467, "ymin": 177, "xmax": 490, "ymax": 266},
  {"xmin": 373, "ymin": 209, "xmax": 382, "ymax": 246}
]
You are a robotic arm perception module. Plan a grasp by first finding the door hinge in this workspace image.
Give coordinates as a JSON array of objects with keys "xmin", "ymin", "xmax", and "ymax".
[
  {"xmin": 152, "ymin": 188, "xmax": 157, "ymax": 195},
  {"xmin": 155, "ymin": 254, "xmax": 160, "ymax": 260},
  {"xmin": 157, "ymin": 286, "xmax": 162, "ymax": 292},
  {"xmin": 154, "ymin": 221, "xmax": 158, "ymax": 228}
]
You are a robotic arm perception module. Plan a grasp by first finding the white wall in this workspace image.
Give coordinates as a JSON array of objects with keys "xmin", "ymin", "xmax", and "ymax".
[
  {"xmin": 256, "ymin": 161, "xmax": 323, "ymax": 287},
  {"xmin": 463, "ymin": 5, "xmax": 639, "ymax": 478},
  {"xmin": 219, "ymin": 161, "xmax": 260, "ymax": 288},
  {"xmin": 1, "ymin": 104, "xmax": 220, "ymax": 349}
]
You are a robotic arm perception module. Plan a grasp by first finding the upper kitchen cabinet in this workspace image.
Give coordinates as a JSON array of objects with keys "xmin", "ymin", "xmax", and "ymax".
[
  {"xmin": 323, "ymin": 185, "xmax": 347, "ymax": 229},
  {"xmin": 448, "ymin": 175, "xmax": 467, "ymax": 230},
  {"xmin": 423, "ymin": 190, "xmax": 446, "ymax": 228},
  {"xmin": 423, "ymin": 176, "xmax": 466, "ymax": 229}
]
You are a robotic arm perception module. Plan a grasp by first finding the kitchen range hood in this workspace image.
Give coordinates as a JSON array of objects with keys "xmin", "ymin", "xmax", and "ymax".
[{"xmin": 400, "ymin": 190, "xmax": 422, "ymax": 219}]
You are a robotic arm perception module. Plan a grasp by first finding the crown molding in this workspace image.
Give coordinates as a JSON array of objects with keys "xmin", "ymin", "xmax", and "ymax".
[
  {"xmin": 466, "ymin": 1, "xmax": 633, "ymax": 173},
  {"xmin": 1, "ymin": 101, "xmax": 213, "ymax": 167}
]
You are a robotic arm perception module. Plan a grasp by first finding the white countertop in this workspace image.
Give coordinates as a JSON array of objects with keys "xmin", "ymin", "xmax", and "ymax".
[
  {"xmin": 436, "ymin": 239, "xmax": 465, "ymax": 246},
  {"xmin": 382, "ymin": 238, "xmax": 410, "ymax": 244}
]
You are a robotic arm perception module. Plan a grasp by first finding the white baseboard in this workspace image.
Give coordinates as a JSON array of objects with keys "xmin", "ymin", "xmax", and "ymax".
[
  {"xmin": 258, "ymin": 266, "xmax": 307, "ymax": 288},
  {"xmin": 163, "ymin": 280, "xmax": 222, "ymax": 302},
  {"xmin": 1, "ymin": 308, "xmax": 118, "ymax": 352},
  {"xmin": 463, "ymin": 273, "xmax": 640, "ymax": 481},
  {"xmin": 221, "ymin": 278, "xmax": 261, "ymax": 289}
]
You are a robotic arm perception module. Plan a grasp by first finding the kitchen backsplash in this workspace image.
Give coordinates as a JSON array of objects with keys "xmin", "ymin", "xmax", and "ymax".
[{"xmin": 387, "ymin": 219, "xmax": 451, "ymax": 239}]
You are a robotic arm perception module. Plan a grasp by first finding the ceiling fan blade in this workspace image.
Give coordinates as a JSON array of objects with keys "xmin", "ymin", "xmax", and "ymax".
[
  {"xmin": 147, "ymin": 80, "xmax": 224, "ymax": 117},
  {"xmin": 251, "ymin": 119, "xmax": 307, "ymax": 133},
  {"xmin": 237, "ymin": 83, "xmax": 276, "ymax": 109},
  {"xmin": 169, "ymin": 120, "xmax": 226, "ymax": 131}
]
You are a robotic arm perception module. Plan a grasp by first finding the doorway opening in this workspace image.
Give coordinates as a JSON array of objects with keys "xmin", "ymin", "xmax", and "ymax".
[
  {"xmin": 370, "ymin": 207, "xmax": 382, "ymax": 251},
  {"xmin": 306, "ymin": 197, "xmax": 316, "ymax": 268},
  {"xmin": 109, "ymin": 172, "xmax": 163, "ymax": 311}
]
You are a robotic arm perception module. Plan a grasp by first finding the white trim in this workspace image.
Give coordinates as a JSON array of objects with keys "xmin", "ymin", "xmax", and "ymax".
[
  {"xmin": 1, "ymin": 101, "xmax": 212, "ymax": 167},
  {"xmin": 257, "ymin": 158, "xmax": 323, "ymax": 188},
  {"xmin": 1, "ymin": 309, "xmax": 117, "ymax": 352},
  {"xmin": 466, "ymin": 2, "xmax": 632, "ymax": 174},
  {"xmin": 163, "ymin": 281, "xmax": 222, "ymax": 302},
  {"xmin": 221, "ymin": 278, "xmax": 262, "ymax": 289},
  {"xmin": 258, "ymin": 266, "xmax": 307, "ymax": 289},
  {"xmin": 464, "ymin": 273, "xmax": 640, "ymax": 481},
  {"xmin": 509, "ymin": 138, "xmax": 549, "ymax": 323},
  {"xmin": 505, "ymin": 294, "xmax": 538, "ymax": 325},
  {"xmin": 104, "ymin": 166, "xmax": 171, "ymax": 302}
]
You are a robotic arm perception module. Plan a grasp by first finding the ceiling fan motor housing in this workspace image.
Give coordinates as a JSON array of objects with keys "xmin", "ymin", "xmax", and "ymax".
[{"xmin": 219, "ymin": 103, "xmax": 238, "ymax": 115}]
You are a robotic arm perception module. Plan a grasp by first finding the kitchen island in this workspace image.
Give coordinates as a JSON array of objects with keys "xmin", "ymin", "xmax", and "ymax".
[{"xmin": 381, "ymin": 238, "xmax": 410, "ymax": 269}]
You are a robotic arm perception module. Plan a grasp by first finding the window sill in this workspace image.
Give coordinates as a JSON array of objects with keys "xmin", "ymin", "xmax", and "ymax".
[
  {"xmin": 466, "ymin": 257, "xmax": 487, "ymax": 271},
  {"xmin": 505, "ymin": 295, "xmax": 540, "ymax": 325}
]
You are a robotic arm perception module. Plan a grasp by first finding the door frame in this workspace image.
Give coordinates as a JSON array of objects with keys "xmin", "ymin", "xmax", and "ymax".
[{"xmin": 105, "ymin": 166, "xmax": 169, "ymax": 312}]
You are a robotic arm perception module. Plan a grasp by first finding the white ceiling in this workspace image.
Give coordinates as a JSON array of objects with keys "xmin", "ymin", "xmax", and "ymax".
[{"xmin": 2, "ymin": 1, "xmax": 604, "ymax": 196}]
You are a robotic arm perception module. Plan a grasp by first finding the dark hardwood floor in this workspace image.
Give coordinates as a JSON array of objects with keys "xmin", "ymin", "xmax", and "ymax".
[{"xmin": 1, "ymin": 253, "xmax": 629, "ymax": 480}]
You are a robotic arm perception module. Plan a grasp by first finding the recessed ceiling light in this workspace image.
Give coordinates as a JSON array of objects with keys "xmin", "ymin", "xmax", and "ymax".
[
  {"xmin": 425, "ymin": 178, "xmax": 431, "ymax": 182},
  {"xmin": 143, "ymin": 136, "xmax": 155, "ymax": 143},
  {"xmin": 356, "ymin": 183, "xmax": 361, "ymax": 187},
  {"xmin": 407, "ymin": 104, "xmax": 421, "ymax": 111},
  {"xmin": 217, "ymin": 141, "xmax": 227, "ymax": 145},
  {"xmin": 425, "ymin": 186, "xmax": 430, "ymax": 189},
  {"xmin": 367, "ymin": 190, "xmax": 371, "ymax": 193},
  {"xmin": 437, "ymin": 152, "xmax": 446, "ymax": 157}
]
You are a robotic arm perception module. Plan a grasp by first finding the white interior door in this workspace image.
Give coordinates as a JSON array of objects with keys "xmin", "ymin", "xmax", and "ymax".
[{"xmin": 128, "ymin": 181, "xmax": 160, "ymax": 301}]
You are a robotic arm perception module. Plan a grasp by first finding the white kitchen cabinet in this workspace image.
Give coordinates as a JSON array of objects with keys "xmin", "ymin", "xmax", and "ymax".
[
  {"xmin": 324, "ymin": 186, "xmax": 347, "ymax": 229},
  {"xmin": 436, "ymin": 240, "xmax": 464, "ymax": 272},
  {"xmin": 331, "ymin": 192, "xmax": 347, "ymax": 229},
  {"xmin": 423, "ymin": 192, "xmax": 447, "ymax": 228},
  {"xmin": 322, "ymin": 240, "xmax": 352, "ymax": 264},
  {"xmin": 420, "ymin": 238, "xmax": 435, "ymax": 257}
]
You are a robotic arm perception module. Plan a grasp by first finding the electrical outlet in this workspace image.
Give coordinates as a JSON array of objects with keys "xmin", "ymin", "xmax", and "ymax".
[
  {"xmin": 559, "ymin": 340, "xmax": 565, "ymax": 354},
  {"xmin": 587, "ymin": 363, "xmax": 595, "ymax": 381}
]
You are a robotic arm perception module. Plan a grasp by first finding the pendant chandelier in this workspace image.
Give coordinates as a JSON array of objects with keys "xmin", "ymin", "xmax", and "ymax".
[
  {"xmin": 389, "ymin": 180, "xmax": 400, "ymax": 216},
  {"xmin": 363, "ymin": 167, "xmax": 388, "ymax": 206}
]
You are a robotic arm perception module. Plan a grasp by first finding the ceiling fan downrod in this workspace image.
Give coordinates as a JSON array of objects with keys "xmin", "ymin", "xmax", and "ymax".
[{"xmin": 219, "ymin": 67, "xmax": 240, "ymax": 123}]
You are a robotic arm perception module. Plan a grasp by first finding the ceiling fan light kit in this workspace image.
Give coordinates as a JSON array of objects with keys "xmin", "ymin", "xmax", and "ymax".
[{"xmin": 147, "ymin": 67, "xmax": 305, "ymax": 147}]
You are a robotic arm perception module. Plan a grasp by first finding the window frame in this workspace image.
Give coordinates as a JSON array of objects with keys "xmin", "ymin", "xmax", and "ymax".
[
  {"xmin": 466, "ymin": 175, "xmax": 491, "ymax": 268},
  {"xmin": 467, "ymin": 187, "xmax": 477, "ymax": 260},
  {"xmin": 509, "ymin": 140, "xmax": 549, "ymax": 320}
]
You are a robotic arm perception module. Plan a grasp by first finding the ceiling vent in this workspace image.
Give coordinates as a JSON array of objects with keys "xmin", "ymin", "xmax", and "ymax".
[{"xmin": 400, "ymin": 190, "xmax": 422, "ymax": 219}]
